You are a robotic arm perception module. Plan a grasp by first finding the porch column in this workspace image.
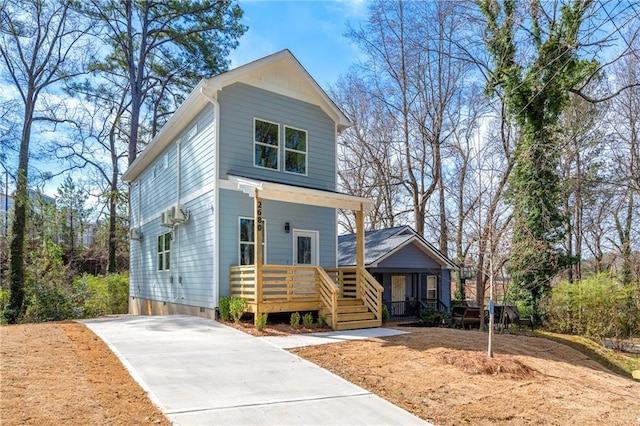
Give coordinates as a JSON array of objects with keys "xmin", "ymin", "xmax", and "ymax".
[
  {"xmin": 254, "ymin": 190, "xmax": 263, "ymax": 305},
  {"xmin": 356, "ymin": 207, "xmax": 364, "ymax": 299}
]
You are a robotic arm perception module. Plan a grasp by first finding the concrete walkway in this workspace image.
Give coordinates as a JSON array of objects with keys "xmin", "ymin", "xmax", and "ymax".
[{"xmin": 82, "ymin": 315, "xmax": 429, "ymax": 426}]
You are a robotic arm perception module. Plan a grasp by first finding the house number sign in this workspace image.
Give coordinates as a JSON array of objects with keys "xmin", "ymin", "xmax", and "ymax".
[{"xmin": 257, "ymin": 201, "xmax": 263, "ymax": 232}]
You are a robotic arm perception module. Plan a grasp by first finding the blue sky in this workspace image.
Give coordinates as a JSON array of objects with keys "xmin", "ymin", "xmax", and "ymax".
[{"xmin": 231, "ymin": 0, "xmax": 368, "ymax": 89}]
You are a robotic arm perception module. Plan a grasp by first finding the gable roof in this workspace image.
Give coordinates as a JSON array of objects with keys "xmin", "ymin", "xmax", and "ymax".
[
  {"xmin": 123, "ymin": 49, "xmax": 351, "ymax": 183},
  {"xmin": 338, "ymin": 225, "xmax": 458, "ymax": 269}
]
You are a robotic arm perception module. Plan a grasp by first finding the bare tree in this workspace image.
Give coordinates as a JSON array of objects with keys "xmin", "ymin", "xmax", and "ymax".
[{"xmin": 0, "ymin": 0, "xmax": 93, "ymax": 323}]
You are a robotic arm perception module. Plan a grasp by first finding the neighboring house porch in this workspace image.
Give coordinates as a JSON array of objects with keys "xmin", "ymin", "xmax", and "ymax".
[{"xmin": 339, "ymin": 226, "xmax": 457, "ymax": 321}]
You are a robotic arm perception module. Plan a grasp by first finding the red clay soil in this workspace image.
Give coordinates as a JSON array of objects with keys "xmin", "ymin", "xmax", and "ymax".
[{"xmin": 2, "ymin": 321, "xmax": 639, "ymax": 426}]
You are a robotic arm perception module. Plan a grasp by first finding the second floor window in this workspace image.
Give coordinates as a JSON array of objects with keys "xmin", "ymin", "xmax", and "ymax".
[
  {"xmin": 284, "ymin": 126, "xmax": 307, "ymax": 175},
  {"xmin": 254, "ymin": 119, "xmax": 279, "ymax": 170}
]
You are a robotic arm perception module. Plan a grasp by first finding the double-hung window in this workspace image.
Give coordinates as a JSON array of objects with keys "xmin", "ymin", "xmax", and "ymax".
[
  {"xmin": 284, "ymin": 126, "xmax": 307, "ymax": 175},
  {"xmin": 157, "ymin": 232, "xmax": 171, "ymax": 271},
  {"xmin": 254, "ymin": 119, "xmax": 279, "ymax": 170},
  {"xmin": 239, "ymin": 217, "xmax": 267, "ymax": 265}
]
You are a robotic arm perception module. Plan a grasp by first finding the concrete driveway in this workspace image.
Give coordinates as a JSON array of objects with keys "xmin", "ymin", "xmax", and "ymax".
[{"xmin": 82, "ymin": 315, "xmax": 429, "ymax": 425}]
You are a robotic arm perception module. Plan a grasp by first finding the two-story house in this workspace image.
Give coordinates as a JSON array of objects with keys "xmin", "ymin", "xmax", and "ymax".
[{"xmin": 123, "ymin": 50, "xmax": 383, "ymax": 330}]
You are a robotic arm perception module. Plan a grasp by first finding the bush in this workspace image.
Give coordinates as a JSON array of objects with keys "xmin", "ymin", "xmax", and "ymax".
[
  {"xmin": 290, "ymin": 311, "xmax": 301, "ymax": 328},
  {"xmin": 381, "ymin": 304, "xmax": 389, "ymax": 324},
  {"xmin": 73, "ymin": 273, "xmax": 129, "ymax": 318},
  {"xmin": 543, "ymin": 274, "xmax": 639, "ymax": 344},
  {"xmin": 254, "ymin": 313, "xmax": 268, "ymax": 331},
  {"xmin": 419, "ymin": 307, "xmax": 448, "ymax": 327},
  {"xmin": 219, "ymin": 296, "xmax": 231, "ymax": 321},
  {"xmin": 302, "ymin": 312, "xmax": 314, "ymax": 328},
  {"xmin": 317, "ymin": 314, "xmax": 327, "ymax": 328},
  {"xmin": 229, "ymin": 297, "xmax": 248, "ymax": 323}
]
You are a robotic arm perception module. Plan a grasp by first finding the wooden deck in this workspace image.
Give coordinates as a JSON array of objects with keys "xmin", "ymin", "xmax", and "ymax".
[{"xmin": 229, "ymin": 265, "xmax": 383, "ymax": 330}]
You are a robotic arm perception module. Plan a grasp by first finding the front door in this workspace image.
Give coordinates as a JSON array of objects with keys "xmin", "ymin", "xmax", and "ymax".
[
  {"xmin": 293, "ymin": 230, "xmax": 318, "ymax": 266},
  {"xmin": 391, "ymin": 275, "xmax": 406, "ymax": 316}
]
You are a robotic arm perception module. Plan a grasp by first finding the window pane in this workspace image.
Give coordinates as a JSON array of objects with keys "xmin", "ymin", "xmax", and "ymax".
[
  {"xmin": 240, "ymin": 218, "xmax": 254, "ymax": 243},
  {"xmin": 164, "ymin": 233, "xmax": 171, "ymax": 250},
  {"xmin": 157, "ymin": 235, "xmax": 163, "ymax": 252},
  {"xmin": 164, "ymin": 252, "xmax": 170, "ymax": 270},
  {"xmin": 240, "ymin": 243, "xmax": 254, "ymax": 265},
  {"xmin": 285, "ymin": 151, "xmax": 306, "ymax": 174},
  {"xmin": 158, "ymin": 254, "xmax": 164, "ymax": 270},
  {"xmin": 255, "ymin": 120, "xmax": 278, "ymax": 146},
  {"xmin": 297, "ymin": 236, "xmax": 312, "ymax": 264},
  {"xmin": 255, "ymin": 144, "xmax": 278, "ymax": 169},
  {"xmin": 285, "ymin": 127, "xmax": 306, "ymax": 151}
]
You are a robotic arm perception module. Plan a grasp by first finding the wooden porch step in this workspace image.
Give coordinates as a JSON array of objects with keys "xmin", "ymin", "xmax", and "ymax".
[
  {"xmin": 337, "ymin": 298, "xmax": 363, "ymax": 306},
  {"xmin": 337, "ymin": 304, "xmax": 369, "ymax": 314},
  {"xmin": 336, "ymin": 311, "xmax": 376, "ymax": 322},
  {"xmin": 334, "ymin": 319, "xmax": 381, "ymax": 331}
]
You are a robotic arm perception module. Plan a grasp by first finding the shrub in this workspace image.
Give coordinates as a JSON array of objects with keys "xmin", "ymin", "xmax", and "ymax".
[
  {"xmin": 290, "ymin": 311, "xmax": 301, "ymax": 328},
  {"xmin": 543, "ymin": 274, "xmax": 639, "ymax": 344},
  {"xmin": 381, "ymin": 304, "xmax": 390, "ymax": 324},
  {"xmin": 317, "ymin": 314, "xmax": 327, "ymax": 328},
  {"xmin": 219, "ymin": 296, "xmax": 231, "ymax": 321},
  {"xmin": 229, "ymin": 297, "xmax": 248, "ymax": 323},
  {"xmin": 72, "ymin": 273, "xmax": 129, "ymax": 318},
  {"xmin": 254, "ymin": 313, "xmax": 268, "ymax": 331},
  {"xmin": 302, "ymin": 312, "xmax": 314, "ymax": 328},
  {"xmin": 419, "ymin": 307, "xmax": 448, "ymax": 327}
]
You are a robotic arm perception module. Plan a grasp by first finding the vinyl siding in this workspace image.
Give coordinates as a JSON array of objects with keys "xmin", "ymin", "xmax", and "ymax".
[
  {"xmin": 218, "ymin": 188, "xmax": 336, "ymax": 297},
  {"xmin": 218, "ymin": 82, "xmax": 336, "ymax": 191},
  {"xmin": 377, "ymin": 244, "xmax": 442, "ymax": 269},
  {"xmin": 129, "ymin": 104, "xmax": 217, "ymax": 308}
]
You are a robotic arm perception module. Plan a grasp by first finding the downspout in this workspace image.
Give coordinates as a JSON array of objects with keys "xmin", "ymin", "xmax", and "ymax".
[
  {"xmin": 200, "ymin": 84, "xmax": 221, "ymax": 310},
  {"xmin": 175, "ymin": 139, "xmax": 182, "ymax": 302}
]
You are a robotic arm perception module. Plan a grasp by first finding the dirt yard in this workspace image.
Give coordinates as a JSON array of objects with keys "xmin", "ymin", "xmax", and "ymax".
[{"xmin": 1, "ymin": 320, "xmax": 639, "ymax": 425}]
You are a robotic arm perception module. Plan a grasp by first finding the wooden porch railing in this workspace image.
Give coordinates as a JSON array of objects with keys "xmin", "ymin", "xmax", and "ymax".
[
  {"xmin": 325, "ymin": 267, "xmax": 383, "ymax": 324},
  {"xmin": 229, "ymin": 265, "xmax": 382, "ymax": 327}
]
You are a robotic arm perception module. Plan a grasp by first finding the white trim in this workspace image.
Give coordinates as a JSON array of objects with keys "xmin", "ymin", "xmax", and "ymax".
[
  {"xmin": 283, "ymin": 125, "xmax": 308, "ymax": 176},
  {"xmin": 253, "ymin": 117, "xmax": 280, "ymax": 171},
  {"xmin": 293, "ymin": 229, "xmax": 319, "ymax": 266},
  {"xmin": 225, "ymin": 175, "xmax": 373, "ymax": 212}
]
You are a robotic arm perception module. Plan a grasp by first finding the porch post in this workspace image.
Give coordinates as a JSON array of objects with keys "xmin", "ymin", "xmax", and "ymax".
[
  {"xmin": 356, "ymin": 206, "xmax": 364, "ymax": 299},
  {"xmin": 254, "ymin": 190, "xmax": 263, "ymax": 306}
]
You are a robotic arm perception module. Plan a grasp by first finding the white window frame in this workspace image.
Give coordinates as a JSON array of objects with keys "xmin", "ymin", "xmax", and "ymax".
[
  {"xmin": 157, "ymin": 232, "xmax": 171, "ymax": 271},
  {"xmin": 283, "ymin": 125, "xmax": 308, "ymax": 176},
  {"xmin": 253, "ymin": 118, "xmax": 280, "ymax": 171},
  {"xmin": 238, "ymin": 216, "xmax": 267, "ymax": 265},
  {"xmin": 426, "ymin": 275, "xmax": 437, "ymax": 300}
]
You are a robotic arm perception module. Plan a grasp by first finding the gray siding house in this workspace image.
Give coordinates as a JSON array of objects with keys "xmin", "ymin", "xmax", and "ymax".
[
  {"xmin": 123, "ymin": 50, "xmax": 382, "ymax": 328},
  {"xmin": 339, "ymin": 226, "xmax": 457, "ymax": 319}
]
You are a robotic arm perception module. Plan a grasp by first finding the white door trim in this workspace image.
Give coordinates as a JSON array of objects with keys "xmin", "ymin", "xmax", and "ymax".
[{"xmin": 293, "ymin": 229, "xmax": 319, "ymax": 266}]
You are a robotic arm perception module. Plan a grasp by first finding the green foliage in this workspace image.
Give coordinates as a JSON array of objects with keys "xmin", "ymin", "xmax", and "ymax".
[
  {"xmin": 543, "ymin": 274, "xmax": 640, "ymax": 343},
  {"xmin": 479, "ymin": 0, "xmax": 594, "ymax": 322},
  {"xmin": 419, "ymin": 307, "xmax": 449, "ymax": 327},
  {"xmin": 254, "ymin": 313, "xmax": 268, "ymax": 331},
  {"xmin": 290, "ymin": 312, "xmax": 301, "ymax": 328},
  {"xmin": 229, "ymin": 297, "xmax": 248, "ymax": 323},
  {"xmin": 218, "ymin": 296, "xmax": 231, "ymax": 321},
  {"xmin": 381, "ymin": 304, "xmax": 390, "ymax": 324},
  {"xmin": 302, "ymin": 312, "xmax": 314, "ymax": 328},
  {"xmin": 73, "ymin": 273, "xmax": 129, "ymax": 318},
  {"xmin": 317, "ymin": 314, "xmax": 327, "ymax": 328}
]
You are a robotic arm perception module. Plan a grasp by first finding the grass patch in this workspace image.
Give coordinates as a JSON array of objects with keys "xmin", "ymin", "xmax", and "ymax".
[{"xmin": 537, "ymin": 330, "xmax": 640, "ymax": 377}]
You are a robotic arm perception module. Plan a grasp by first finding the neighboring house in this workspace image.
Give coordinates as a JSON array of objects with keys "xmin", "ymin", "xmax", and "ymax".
[
  {"xmin": 339, "ymin": 226, "xmax": 458, "ymax": 319},
  {"xmin": 122, "ymin": 50, "xmax": 383, "ymax": 330}
]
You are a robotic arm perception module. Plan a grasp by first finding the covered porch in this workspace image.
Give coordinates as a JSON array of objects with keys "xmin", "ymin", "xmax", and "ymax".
[{"xmin": 226, "ymin": 176, "xmax": 383, "ymax": 330}]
